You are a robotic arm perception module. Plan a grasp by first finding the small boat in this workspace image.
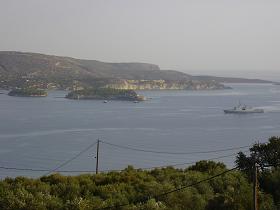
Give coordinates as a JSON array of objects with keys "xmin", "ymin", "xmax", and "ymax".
[
  {"xmin": 224, "ymin": 103, "xmax": 264, "ymax": 114},
  {"xmin": 103, "ymin": 100, "xmax": 108, "ymax": 103},
  {"xmin": 133, "ymin": 101, "xmax": 139, "ymax": 103}
]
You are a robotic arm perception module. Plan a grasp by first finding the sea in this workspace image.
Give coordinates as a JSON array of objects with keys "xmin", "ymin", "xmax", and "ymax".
[{"xmin": 0, "ymin": 83, "xmax": 280, "ymax": 178}]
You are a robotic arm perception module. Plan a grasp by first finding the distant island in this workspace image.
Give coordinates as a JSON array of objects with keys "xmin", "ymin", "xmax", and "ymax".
[
  {"xmin": 8, "ymin": 88, "xmax": 47, "ymax": 97},
  {"xmin": 66, "ymin": 88, "xmax": 145, "ymax": 101}
]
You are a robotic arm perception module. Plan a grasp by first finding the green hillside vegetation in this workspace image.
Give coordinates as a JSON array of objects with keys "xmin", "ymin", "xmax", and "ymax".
[
  {"xmin": 0, "ymin": 137, "xmax": 280, "ymax": 210},
  {"xmin": 0, "ymin": 51, "xmax": 187, "ymax": 81},
  {"xmin": 8, "ymin": 88, "xmax": 47, "ymax": 97},
  {"xmin": 66, "ymin": 88, "xmax": 145, "ymax": 101}
]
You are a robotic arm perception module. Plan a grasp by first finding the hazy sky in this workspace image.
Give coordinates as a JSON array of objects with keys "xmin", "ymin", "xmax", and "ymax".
[{"xmin": 1, "ymin": 0, "xmax": 279, "ymax": 79}]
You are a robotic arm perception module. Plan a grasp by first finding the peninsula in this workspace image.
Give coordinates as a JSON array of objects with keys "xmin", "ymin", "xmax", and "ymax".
[
  {"xmin": 0, "ymin": 51, "xmax": 229, "ymax": 91},
  {"xmin": 1, "ymin": 51, "xmax": 274, "ymax": 91}
]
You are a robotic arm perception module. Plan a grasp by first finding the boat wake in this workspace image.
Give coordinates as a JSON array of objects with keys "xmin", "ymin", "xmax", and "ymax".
[
  {"xmin": 0, "ymin": 127, "xmax": 159, "ymax": 139},
  {"xmin": 257, "ymin": 105, "xmax": 280, "ymax": 113}
]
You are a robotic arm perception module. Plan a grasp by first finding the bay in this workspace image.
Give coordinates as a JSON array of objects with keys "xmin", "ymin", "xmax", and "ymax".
[{"xmin": 0, "ymin": 83, "xmax": 280, "ymax": 178}]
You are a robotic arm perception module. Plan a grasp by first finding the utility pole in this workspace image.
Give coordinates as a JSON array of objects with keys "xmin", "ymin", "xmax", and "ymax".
[
  {"xmin": 96, "ymin": 139, "xmax": 100, "ymax": 174},
  {"xmin": 253, "ymin": 162, "xmax": 258, "ymax": 210}
]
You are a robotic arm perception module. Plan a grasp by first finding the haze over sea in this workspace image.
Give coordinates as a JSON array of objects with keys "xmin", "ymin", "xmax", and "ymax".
[{"xmin": 0, "ymin": 83, "xmax": 280, "ymax": 178}]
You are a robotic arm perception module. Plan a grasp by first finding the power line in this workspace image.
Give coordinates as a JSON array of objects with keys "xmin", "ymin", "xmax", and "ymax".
[
  {"xmin": 43, "ymin": 141, "xmax": 98, "ymax": 176},
  {"xmin": 88, "ymin": 151, "xmax": 243, "ymax": 173},
  {"xmin": 97, "ymin": 167, "xmax": 238, "ymax": 210},
  {"xmin": 0, "ymin": 166, "xmax": 93, "ymax": 173},
  {"xmin": 0, "ymin": 166, "xmax": 49, "ymax": 172},
  {"xmin": 75, "ymin": 153, "xmax": 238, "ymax": 173},
  {"xmin": 139, "ymin": 151, "xmax": 248, "ymax": 170},
  {"xmin": 100, "ymin": 140, "xmax": 250, "ymax": 155},
  {"xmin": 0, "ymin": 139, "xmax": 251, "ymax": 175},
  {"xmin": 0, "ymin": 150, "xmax": 247, "ymax": 173},
  {"xmin": 88, "ymin": 149, "xmax": 248, "ymax": 172}
]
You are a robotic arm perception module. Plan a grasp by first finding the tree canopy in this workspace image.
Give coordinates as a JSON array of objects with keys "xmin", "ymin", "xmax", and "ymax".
[{"xmin": 0, "ymin": 137, "xmax": 280, "ymax": 209}]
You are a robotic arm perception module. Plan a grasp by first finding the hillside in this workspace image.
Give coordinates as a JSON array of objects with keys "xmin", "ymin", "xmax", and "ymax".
[{"xmin": 0, "ymin": 51, "xmax": 226, "ymax": 90}]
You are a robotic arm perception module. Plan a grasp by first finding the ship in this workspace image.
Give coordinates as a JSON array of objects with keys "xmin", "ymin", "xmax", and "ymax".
[{"xmin": 224, "ymin": 103, "xmax": 264, "ymax": 114}]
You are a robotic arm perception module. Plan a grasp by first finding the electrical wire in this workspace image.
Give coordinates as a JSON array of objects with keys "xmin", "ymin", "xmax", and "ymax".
[
  {"xmin": 139, "ymin": 150, "xmax": 248, "ymax": 170},
  {"xmin": 100, "ymin": 140, "xmax": 250, "ymax": 155},
  {"xmin": 0, "ymin": 150, "xmax": 247, "ymax": 174},
  {"xmin": 0, "ymin": 166, "xmax": 93, "ymax": 173},
  {"xmin": 43, "ymin": 141, "xmax": 98, "ymax": 176}
]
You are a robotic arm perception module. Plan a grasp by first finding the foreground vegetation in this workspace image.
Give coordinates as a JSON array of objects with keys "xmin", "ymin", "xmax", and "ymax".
[{"xmin": 0, "ymin": 137, "xmax": 279, "ymax": 210}]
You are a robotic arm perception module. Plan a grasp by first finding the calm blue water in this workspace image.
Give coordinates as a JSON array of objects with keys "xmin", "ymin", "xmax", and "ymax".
[{"xmin": 0, "ymin": 83, "xmax": 280, "ymax": 178}]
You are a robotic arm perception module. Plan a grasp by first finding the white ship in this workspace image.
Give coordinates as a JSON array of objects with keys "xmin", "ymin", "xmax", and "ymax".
[{"xmin": 224, "ymin": 103, "xmax": 264, "ymax": 114}]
